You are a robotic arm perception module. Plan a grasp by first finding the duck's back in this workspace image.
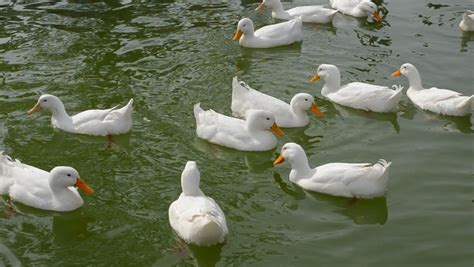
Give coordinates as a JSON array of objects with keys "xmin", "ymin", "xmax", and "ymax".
[
  {"xmin": 255, "ymin": 18, "xmax": 303, "ymax": 44},
  {"xmin": 169, "ymin": 194, "xmax": 228, "ymax": 246}
]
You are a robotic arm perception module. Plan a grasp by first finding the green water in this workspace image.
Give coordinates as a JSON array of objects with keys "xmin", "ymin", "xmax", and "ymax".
[{"xmin": 0, "ymin": 0, "xmax": 473, "ymax": 266}]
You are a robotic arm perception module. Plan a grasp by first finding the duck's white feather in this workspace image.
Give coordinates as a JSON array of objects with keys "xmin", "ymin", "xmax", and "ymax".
[
  {"xmin": 194, "ymin": 103, "xmax": 278, "ymax": 151},
  {"xmin": 459, "ymin": 11, "xmax": 474, "ymax": 31},
  {"xmin": 262, "ymin": 0, "xmax": 337, "ymax": 23},
  {"xmin": 169, "ymin": 162, "xmax": 228, "ymax": 246},
  {"xmin": 0, "ymin": 153, "xmax": 84, "ymax": 211},
  {"xmin": 238, "ymin": 17, "xmax": 303, "ymax": 48}
]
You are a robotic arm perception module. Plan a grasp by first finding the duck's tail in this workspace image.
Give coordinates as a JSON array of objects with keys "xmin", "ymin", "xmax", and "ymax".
[
  {"xmin": 194, "ymin": 103, "xmax": 203, "ymax": 125},
  {"xmin": 0, "ymin": 152, "xmax": 20, "ymax": 194},
  {"xmin": 374, "ymin": 159, "xmax": 392, "ymax": 181}
]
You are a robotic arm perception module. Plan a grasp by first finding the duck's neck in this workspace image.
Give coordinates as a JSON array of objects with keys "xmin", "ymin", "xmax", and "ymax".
[
  {"xmin": 49, "ymin": 182, "xmax": 82, "ymax": 208},
  {"xmin": 49, "ymin": 101, "xmax": 74, "ymax": 128},
  {"xmin": 270, "ymin": 2, "xmax": 288, "ymax": 18},
  {"xmin": 288, "ymin": 154, "xmax": 313, "ymax": 182},
  {"xmin": 290, "ymin": 105, "xmax": 308, "ymax": 120},
  {"xmin": 321, "ymin": 74, "xmax": 341, "ymax": 96},
  {"xmin": 406, "ymin": 70, "xmax": 424, "ymax": 91}
]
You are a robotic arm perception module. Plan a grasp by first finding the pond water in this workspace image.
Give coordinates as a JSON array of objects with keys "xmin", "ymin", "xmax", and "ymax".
[{"xmin": 0, "ymin": 0, "xmax": 472, "ymax": 266}]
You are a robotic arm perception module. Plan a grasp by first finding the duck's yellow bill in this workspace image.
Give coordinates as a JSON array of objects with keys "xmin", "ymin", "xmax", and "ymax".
[
  {"xmin": 271, "ymin": 122, "xmax": 285, "ymax": 137},
  {"xmin": 233, "ymin": 30, "xmax": 243, "ymax": 41},
  {"xmin": 390, "ymin": 69, "xmax": 401, "ymax": 77},
  {"xmin": 255, "ymin": 2, "xmax": 265, "ymax": 11},
  {"xmin": 310, "ymin": 74, "xmax": 320, "ymax": 83},
  {"xmin": 75, "ymin": 178, "xmax": 94, "ymax": 195},
  {"xmin": 28, "ymin": 103, "xmax": 41, "ymax": 115},
  {"xmin": 273, "ymin": 154, "xmax": 285, "ymax": 165},
  {"xmin": 373, "ymin": 11, "xmax": 382, "ymax": 22},
  {"xmin": 311, "ymin": 103, "xmax": 324, "ymax": 117}
]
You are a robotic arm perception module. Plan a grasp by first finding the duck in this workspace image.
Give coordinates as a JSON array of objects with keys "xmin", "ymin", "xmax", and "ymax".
[
  {"xmin": 231, "ymin": 77, "xmax": 323, "ymax": 128},
  {"xmin": 255, "ymin": 0, "xmax": 338, "ymax": 24},
  {"xmin": 391, "ymin": 63, "xmax": 473, "ymax": 116},
  {"xmin": 193, "ymin": 103, "xmax": 284, "ymax": 151},
  {"xmin": 233, "ymin": 17, "xmax": 303, "ymax": 48},
  {"xmin": 329, "ymin": 0, "xmax": 381, "ymax": 21},
  {"xmin": 459, "ymin": 10, "xmax": 474, "ymax": 31},
  {"xmin": 274, "ymin": 143, "xmax": 391, "ymax": 198},
  {"xmin": 310, "ymin": 64, "xmax": 403, "ymax": 113},
  {"xmin": 169, "ymin": 161, "xmax": 228, "ymax": 246},
  {"xmin": 0, "ymin": 152, "xmax": 93, "ymax": 212},
  {"xmin": 28, "ymin": 94, "xmax": 133, "ymax": 136}
]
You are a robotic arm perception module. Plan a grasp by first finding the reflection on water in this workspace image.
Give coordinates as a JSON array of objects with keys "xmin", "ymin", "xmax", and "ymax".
[
  {"xmin": 273, "ymin": 172, "xmax": 388, "ymax": 225},
  {"xmin": 460, "ymin": 31, "xmax": 474, "ymax": 52},
  {"xmin": 331, "ymin": 102, "xmax": 401, "ymax": 133}
]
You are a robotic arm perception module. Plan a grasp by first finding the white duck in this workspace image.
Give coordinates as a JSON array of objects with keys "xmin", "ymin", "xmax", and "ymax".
[
  {"xmin": 0, "ymin": 153, "xmax": 93, "ymax": 212},
  {"xmin": 231, "ymin": 77, "xmax": 323, "ymax": 128},
  {"xmin": 28, "ymin": 94, "xmax": 133, "ymax": 136},
  {"xmin": 233, "ymin": 17, "xmax": 303, "ymax": 48},
  {"xmin": 194, "ymin": 103, "xmax": 284, "ymax": 151},
  {"xmin": 391, "ymin": 63, "xmax": 473, "ymax": 116},
  {"xmin": 310, "ymin": 64, "xmax": 403, "ymax": 113},
  {"xmin": 459, "ymin": 10, "xmax": 474, "ymax": 31},
  {"xmin": 274, "ymin": 143, "xmax": 391, "ymax": 198},
  {"xmin": 255, "ymin": 0, "xmax": 338, "ymax": 24},
  {"xmin": 329, "ymin": 0, "xmax": 381, "ymax": 21},
  {"xmin": 169, "ymin": 161, "xmax": 228, "ymax": 246}
]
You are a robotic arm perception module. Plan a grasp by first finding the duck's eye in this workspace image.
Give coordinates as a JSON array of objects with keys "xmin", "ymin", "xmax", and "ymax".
[
  {"xmin": 243, "ymin": 24, "xmax": 246, "ymax": 27},
  {"xmin": 283, "ymin": 147, "xmax": 287, "ymax": 150},
  {"xmin": 304, "ymin": 98, "xmax": 308, "ymax": 101},
  {"xmin": 67, "ymin": 174, "xmax": 71, "ymax": 177},
  {"xmin": 43, "ymin": 99, "xmax": 47, "ymax": 102},
  {"xmin": 266, "ymin": 117, "xmax": 270, "ymax": 120}
]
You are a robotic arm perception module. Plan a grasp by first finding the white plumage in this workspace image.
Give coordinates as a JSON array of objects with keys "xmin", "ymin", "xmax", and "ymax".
[
  {"xmin": 169, "ymin": 161, "xmax": 228, "ymax": 246},
  {"xmin": 256, "ymin": 0, "xmax": 337, "ymax": 24},
  {"xmin": 311, "ymin": 64, "xmax": 402, "ymax": 113},
  {"xmin": 0, "ymin": 152, "xmax": 93, "ymax": 212},
  {"xmin": 233, "ymin": 17, "xmax": 303, "ymax": 48},
  {"xmin": 274, "ymin": 143, "xmax": 391, "ymax": 198},
  {"xmin": 391, "ymin": 63, "xmax": 473, "ymax": 116},
  {"xmin": 231, "ymin": 77, "xmax": 323, "ymax": 128},
  {"xmin": 28, "ymin": 94, "xmax": 133, "ymax": 136},
  {"xmin": 194, "ymin": 103, "xmax": 284, "ymax": 151}
]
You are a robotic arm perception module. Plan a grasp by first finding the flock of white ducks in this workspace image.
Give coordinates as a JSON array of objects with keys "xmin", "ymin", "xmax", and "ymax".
[{"xmin": 0, "ymin": 1, "xmax": 472, "ymax": 248}]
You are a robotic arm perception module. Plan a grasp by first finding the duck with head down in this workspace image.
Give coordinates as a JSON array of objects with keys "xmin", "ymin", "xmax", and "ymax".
[
  {"xmin": 391, "ymin": 63, "xmax": 473, "ymax": 116},
  {"xmin": 274, "ymin": 143, "xmax": 391, "ymax": 199},
  {"xmin": 194, "ymin": 103, "xmax": 285, "ymax": 151},
  {"xmin": 329, "ymin": 0, "xmax": 382, "ymax": 22},
  {"xmin": 232, "ymin": 17, "xmax": 303, "ymax": 48}
]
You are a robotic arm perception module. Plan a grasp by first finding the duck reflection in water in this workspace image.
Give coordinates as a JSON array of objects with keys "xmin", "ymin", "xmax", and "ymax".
[{"xmin": 273, "ymin": 172, "xmax": 388, "ymax": 225}]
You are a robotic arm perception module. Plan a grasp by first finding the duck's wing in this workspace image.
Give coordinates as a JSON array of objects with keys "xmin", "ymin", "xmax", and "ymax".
[
  {"xmin": 420, "ymin": 87, "xmax": 464, "ymax": 102},
  {"xmin": 72, "ymin": 107, "xmax": 117, "ymax": 126},
  {"xmin": 287, "ymin": 5, "xmax": 330, "ymax": 16},
  {"xmin": 255, "ymin": 18, "xmax": 301, "ymax": 39},
  {"xmin": 231, "ymin": 77, "xmax": 289, "ymax": 118},
  {"xmin": 0, "ymin": 154, "xmax": 55, "ymax": 206},
  {"xmin": 330, "ymin": 0, "xmax": 360, "ymax": 12}
]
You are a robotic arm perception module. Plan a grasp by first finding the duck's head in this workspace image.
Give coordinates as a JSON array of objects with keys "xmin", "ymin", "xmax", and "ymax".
[
  {"xmin": 49, "ymin": 166, "xmax": 94, "ymax": 194},
  {"xmin": 274, "ymin": 142, "xmax": 306, "ymax": 165},
  {"xmin": 358, "ymin": 1, "xmax": 381, "ymax": 22},
  {"xmin": 181, "ymin": 161, "xmax": 203, "ymax": 196},
  {"xmin": 310, "ymin": 64, "xmax": 339, "ymax": 83},
  {"xmin": 256, "ymin": 0, "xmax": 279, "ymax": 11},
  {"xmin": 233, "ymin": 18, "xmax": 254, "ymax": 41},
  {"xmin": 28, "ymin": 94, "xmax": 62, "ymax": 115},
  {"xmin": 290, "ymin": 93, "xmax": 324, "ymax": 117},
  {"xmin": 390, "ymin": 63, "xmax": 416, "ymax": 78},
  {"xmin": 463, "ymin": 10, "xmax": 474, "ymax": 21},
  {"xmin": 246, "ymin": 109, "xmax": 284, "ymax": 136}
]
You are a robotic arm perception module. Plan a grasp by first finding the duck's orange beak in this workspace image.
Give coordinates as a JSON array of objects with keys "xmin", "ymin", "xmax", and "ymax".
[
  {"xmin": 373, "ymin": 11, "xmax": 382, "ymax": 22},
  {"xmin": 390, "ymin": 69, "xmax": 401, "ymax": 77},
  {"xmin": 28, "ymin": 103, "xmax": 41, "ymax": 115},
  {"xmin": 311, "ymin": 103, "xmax": 324, "ymax": 117},
  {"xmin": 233, "ymin": 30, "xmax": 243, "ymax": 41},
  {"xmin": 310, "ymin": 73, "xmax": 320, "ymax": 83},
  {"xmin": 255, "ymin": 1, "xmax": 265, "ymax": 11},
  {"xmin": 273, "ymin": 154, "xmax": 285, "ymax": 165},
  {"xmin": 271, "ymin": 122, "xmax": 285, "ymax": 137},
  {"xmin": 75, "ymin": 177, "xmax": 94, "ymax": 195}
]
